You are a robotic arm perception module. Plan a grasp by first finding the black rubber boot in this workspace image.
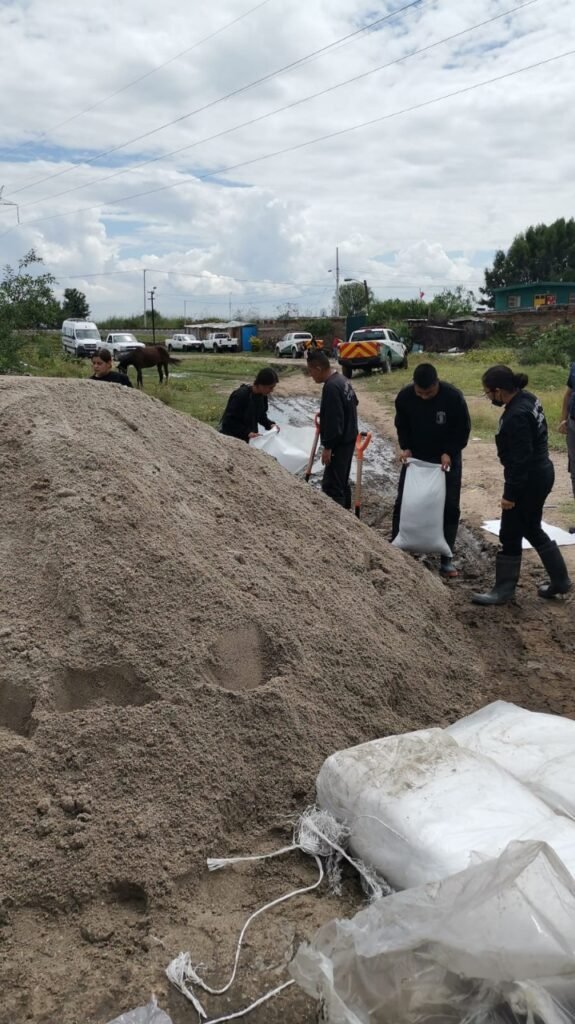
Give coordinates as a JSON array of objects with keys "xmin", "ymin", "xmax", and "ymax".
[
  {"xmin": 472, "ymin": 553, "xmax": 521, "ymax": 606},
  {"xmin": 536, "ymin": 541, "xmax": 573, "ymax": 598}
]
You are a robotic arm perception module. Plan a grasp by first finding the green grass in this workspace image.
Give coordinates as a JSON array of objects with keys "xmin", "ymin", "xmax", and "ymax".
[
  {"xmin": 20, "ymin": 338, "xmax": 294, "ymax": 427},
  {"xmin": 360, "ymin": 349, "xmax": 568, "ymax": 450}
]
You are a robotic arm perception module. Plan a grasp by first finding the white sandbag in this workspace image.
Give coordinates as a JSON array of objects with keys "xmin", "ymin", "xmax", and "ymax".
[
  {"xmin": 447, "ymin": 701, "xmax": 575, "ymax": 818},
  {"xmin": 391, "ymin": 458, "xmax": 451, "ymax": 557},
  {"xmin": 316, "ymin": 728, "xmax": 575, "ymax": 890},
  {"xmin": 250, "ymin": 425, "xmax": 317, "ymax": 475},
  {"xmin": 106, "ymin": 1000, "xmax": 172, "ymax": 1024},
  {"xmin": 291, "ymin": 839, "xmax": 575, "ymax": 1024}
]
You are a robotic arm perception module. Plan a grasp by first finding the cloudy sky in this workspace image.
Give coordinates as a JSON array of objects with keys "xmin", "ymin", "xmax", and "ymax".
[{"xmin": 0, "ymin": 0, "xmax": 573, "ymax": 321}]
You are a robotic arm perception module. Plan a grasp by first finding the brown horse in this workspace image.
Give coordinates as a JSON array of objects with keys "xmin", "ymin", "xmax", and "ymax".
[{"xmin": 117, "ymin": 345, "xmax": 180, "ymax": 388}]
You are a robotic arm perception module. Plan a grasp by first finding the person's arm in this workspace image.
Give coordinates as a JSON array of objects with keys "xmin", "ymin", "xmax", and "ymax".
[
  {"xmin": 394, "ymin": 391, "xmax": 413, "ymax": 455},
  {"xmin": 320, "ymin": 385, "xmax": 345, "ymax": 450},
  {"xmin": 258, "ymin": 396, "xmax": 275, "ymax": 431},
  {"xmin": 443, "ymin": 392, "xmax": 471, "ymax": 457},
  {"xmin": 560, "ymin": 364, "xmax": 575, "ymax": 433},
  {"xmin": 501, "ymin": 413, "xmax": 534, "ymax": 503}
]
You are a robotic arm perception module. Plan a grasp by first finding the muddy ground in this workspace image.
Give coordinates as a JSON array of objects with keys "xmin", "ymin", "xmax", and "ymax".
[{"xmin": 276, "ymin": 369, "xmax": 575, "ymax": 721}]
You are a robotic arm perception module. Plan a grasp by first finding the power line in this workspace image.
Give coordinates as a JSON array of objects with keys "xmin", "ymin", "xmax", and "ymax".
[
  {"xmin": 6, "ymin": 45, "xmax": 572, "ymax": 237},
  {"xmin": 4, "ymin": 0, "xmax": 425, "ymax": 199},
  {"xmin": 14, "ymin": 0, "xmax": 541, "ymax": 211},
  {"xmin": 3, "ymin": 0, "xmax": 276, "ymax": 155}
]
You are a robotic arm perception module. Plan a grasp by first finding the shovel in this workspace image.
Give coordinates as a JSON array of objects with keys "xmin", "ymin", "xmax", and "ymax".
[
  {"xmin": 304, "ymin": 413, "xmax": 321, "ymax": 482},
  {"xmin": 354, "ymin": 430, "xmax": 372, "ymax": 518}
]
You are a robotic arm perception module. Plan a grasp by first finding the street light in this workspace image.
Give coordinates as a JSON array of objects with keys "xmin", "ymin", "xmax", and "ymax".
[
  {"xmin": 344, "ymin": 277, "xmax": 370, "ymax": 315},
  {"xmin": 149, "ymin": 286, "xmax": 157, "ymax": 345}
]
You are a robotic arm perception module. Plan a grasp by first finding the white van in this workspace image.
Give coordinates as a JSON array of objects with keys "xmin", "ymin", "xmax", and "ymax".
[{"xmin": 61, "ymin": 319, "xmax": 102, "ymax": 358}]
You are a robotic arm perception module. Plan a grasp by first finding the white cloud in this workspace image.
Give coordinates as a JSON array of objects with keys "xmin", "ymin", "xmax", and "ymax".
[{"xmin": 1, "ymin": 0, "xmax": 574, "ymax": 319}]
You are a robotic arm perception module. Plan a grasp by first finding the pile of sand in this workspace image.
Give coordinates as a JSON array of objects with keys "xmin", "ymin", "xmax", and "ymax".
[{"xmin": 0, "ymin": 378, "xmax": 483, "ymax": 1023}]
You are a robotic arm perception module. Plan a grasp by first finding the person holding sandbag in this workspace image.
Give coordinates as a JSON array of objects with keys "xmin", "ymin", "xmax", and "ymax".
[{"xmin": 392, "ymin": 363, "xmax": 471, "ymax": 577}]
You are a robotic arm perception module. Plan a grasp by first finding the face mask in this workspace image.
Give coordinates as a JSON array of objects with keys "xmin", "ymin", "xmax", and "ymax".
[{"xmin": 491, "ymin": 397, "xmax": 505, "ymax": 407}]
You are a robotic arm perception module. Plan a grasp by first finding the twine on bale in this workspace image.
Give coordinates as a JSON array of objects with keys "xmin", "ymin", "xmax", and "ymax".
[{"xmin": 165, "ymin": 806, "xmax": 385, "ymax": 1021}]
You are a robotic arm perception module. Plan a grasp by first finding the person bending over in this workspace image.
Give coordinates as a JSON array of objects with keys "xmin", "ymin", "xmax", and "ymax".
[
  {"xmin": 219, "ymin": 367, "xmax": 279, "ymax": 443},
  {"xmin": 90, "ymin": 348, "xmax": 133, "ymax": 386}
]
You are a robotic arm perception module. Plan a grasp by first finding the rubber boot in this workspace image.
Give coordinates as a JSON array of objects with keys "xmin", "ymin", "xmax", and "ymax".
[
  {"xmin": 471, "ymin": 553, "xmax": 521, "ymax": 606},
  {"xmin": 536, "ymin": 541, "xmax": 573, "ymax": 599}
]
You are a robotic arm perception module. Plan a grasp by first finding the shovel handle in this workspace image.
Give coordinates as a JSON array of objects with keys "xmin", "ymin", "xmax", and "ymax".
[
  {"xmin": 304, "ymin": 412, "xmax": 321, "ymax": 482},
  {"xmin": 355, "ymin": 430, "xmax": 372, "ymax": 458}
]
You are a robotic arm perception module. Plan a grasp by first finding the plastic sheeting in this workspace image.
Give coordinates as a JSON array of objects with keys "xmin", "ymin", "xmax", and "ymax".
[
  {"xmin": 249, "ymin": 426, "xmax": 318, "ymax": 475},
  {"xmin": 106, "ymin": 1000, "xmax": 172, "ymax": 1024},
  {"xmin": 482, "ymin": 520, "xmax": 575, "ymax": 548},
  {"xmin": 447, "ymin": 701, "xmax": 575, "ymax": 818},
  {"xmin": 291, "ymin": 840, "xmax": 575, "ymax": 1024},
  {"xmin": 391, "ymin": 459, "xmax": 451, "ymax": 557},
  {"xmin": 316, "ymin": 728, "xmax": 575, "ymax": 890}
]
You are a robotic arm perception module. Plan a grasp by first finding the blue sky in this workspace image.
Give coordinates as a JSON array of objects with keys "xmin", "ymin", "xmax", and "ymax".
[{"xmin": 0, "ymin": 0, "xmax": 574, "ymax": 319}]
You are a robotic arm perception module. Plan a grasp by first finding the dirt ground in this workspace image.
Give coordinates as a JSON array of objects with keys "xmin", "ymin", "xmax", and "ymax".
[
  {"xmin": 0, "ymin": 372, "xmax": 573, "ymax": 1024},
  {"xmin": 281, "ymin": 369, "xmax": 575, "ymax": 721}
]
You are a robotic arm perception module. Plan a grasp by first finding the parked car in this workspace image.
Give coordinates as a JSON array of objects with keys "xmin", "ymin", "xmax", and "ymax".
[
  {"xmin": 165, "ymin": 333, "xmax": 204, "ymax": 353},
  {"xmin": 203, "ymin": 332, "xmax": 238, "ymax": 353},
  {"xmin": 338, "ymin": 327, "xmax": 408, "ymax": 378},
  {"xmin": 104, "ymin": 333, "xmax": 145, "ymax": 358},
  {"xmin": 61, "ymin": 319, "xmax": 102, "ymax": 358},
  {"xmin": 275, "ymin": 332, "xmax": 313, "ymax": 358}
]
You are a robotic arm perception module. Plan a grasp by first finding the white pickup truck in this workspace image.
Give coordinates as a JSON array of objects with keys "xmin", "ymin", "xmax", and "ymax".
[
  {"xmin": 203, "ymin": 332, "xmax": 238, "ymax": 353},
  {"xmin": 104, "ymin": 333, "xmax": 145, "ymax": 358}
]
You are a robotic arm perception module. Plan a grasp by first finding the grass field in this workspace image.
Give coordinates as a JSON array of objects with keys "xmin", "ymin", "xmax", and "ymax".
[
  {"xmin": 20, "ymin": 336, "xmax": 569, "ymax": 448},
  {"xmin": 361, "ymin": 348, "xmax": 568, "ymax": 450}
]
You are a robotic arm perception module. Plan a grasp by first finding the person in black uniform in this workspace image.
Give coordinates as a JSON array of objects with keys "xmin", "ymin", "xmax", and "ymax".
[
  {"xmin": 307, "ymin": 349, "xmax": 358, "ymax": 509},
  {"xmin": 392, "ymin": 363, "xmax": 470, "ymax": 577},
  {"xmin": 473, "ymin": 364, "xmax": 572, "ymax": 605},
  {"xmin": 219, "ymin": 367, "xmax": 279, "ymax": 443},
  {"xmin": 90, "ymin": 348, "xmax": 133, "ymax": 386}
]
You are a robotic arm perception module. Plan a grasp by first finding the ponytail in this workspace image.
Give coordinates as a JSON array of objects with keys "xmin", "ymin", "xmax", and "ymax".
[{"xmin": 482, "ymin": 365, "xmax": 529, "ymax": 392}]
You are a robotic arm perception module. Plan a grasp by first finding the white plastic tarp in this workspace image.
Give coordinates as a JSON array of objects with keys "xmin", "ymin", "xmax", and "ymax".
[
  {"xmin": 106, "ymin": 1001, "xmax": 172, "ymax": 1024},
  {"xmin": 447, "ymin": 701, "xmax": 575, "ymax": 818},
  {"xmin": 316, "ymin": 728, "xmax": 575, "ymax": 890},
  {"xmin": 391, "ymin": 459, "xmax": 451, "ymax": 557},
  {"xmin": 290, "ymin": 840, "xmax": 575, "ymax": 1024},
  {"xmin": 482, "ymin": 520, "xmax": 575, "ymax": 548},
  {"xmin": 249, "ymin": 425, "xmax": 318, "ymax": 475}
]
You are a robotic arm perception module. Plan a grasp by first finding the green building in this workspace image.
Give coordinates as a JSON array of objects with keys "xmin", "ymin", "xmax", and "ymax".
[{"xmin": 493, "ymin": 282, "xmax": 575, "ymax": 312}]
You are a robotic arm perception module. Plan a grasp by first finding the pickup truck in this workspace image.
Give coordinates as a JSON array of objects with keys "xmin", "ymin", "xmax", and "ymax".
[
  {"xmin": 165, "ymin": 333, "xmax": 204, "ymax": 353},
  {"xmin": 338, "ymin": 327, "xmax": 408, "ymax": 378},
  {"xmin": 104, "ymin": 333, "xmax": 145, "ymax": 358},
  {"xmin": 203, "ymin": 332, "xmax": 238, "ymax": 353}
]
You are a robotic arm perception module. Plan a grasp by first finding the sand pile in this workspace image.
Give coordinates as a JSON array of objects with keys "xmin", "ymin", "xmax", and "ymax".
[{"xmin": 0, "ymin": 377, "xmax": 484, "ymax": 1023}]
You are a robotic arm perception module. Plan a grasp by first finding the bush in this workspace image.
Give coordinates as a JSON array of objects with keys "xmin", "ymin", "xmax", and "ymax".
[
  {"xmin": 250, "ymin": 336, "xmax": 264, "ymax": 352},
  {"xmin": 518, "ymin": 325, "xmax": 575, "ymax": 367}
]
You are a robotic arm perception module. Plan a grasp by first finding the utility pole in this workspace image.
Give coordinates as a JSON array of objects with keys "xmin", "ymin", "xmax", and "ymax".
[
  {"xmin": 149, "ymin": 287, "xmax": 157, "ymax": 345},
  {"xmin": 0, "ymin": 186, "xmax": 20, "ymax": 225},
  {"xmin": 335, "ymin": 246, "xmax": 340, "ymax": 317},
  {"xmin": 143, "ymin": 269, "xmax": 148, "ymax": 328},
  {"xmin": 363, "ymin": 279, "xmax": 370, "ymax": 316}
]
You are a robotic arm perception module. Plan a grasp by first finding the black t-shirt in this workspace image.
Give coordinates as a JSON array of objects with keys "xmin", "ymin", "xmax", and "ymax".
[
  {"xmin": 496, "ymin": 390, "xmax": 551, "ymax": 501},
  {"xmin": 90, "ymin": 371, "xmax": 133, "ymax": 387},
  {"xmin": 394, "ymin": 381, "xmax": 470, "ymax": 462},
  {"xmin": 219, "ymin": 384, "xmax": 274, "ymax": 443},
  {"xmin": 320, "ymin": 373, "xmax": 358, "ymax": 449}
]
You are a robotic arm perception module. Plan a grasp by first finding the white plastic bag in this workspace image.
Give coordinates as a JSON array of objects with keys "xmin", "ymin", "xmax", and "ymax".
[
  {"xmin": 291, "ymin": 840, "xmax": 575, "ymax": 1024},
  {"xmin": 250, "ymin": 425, "xmax": 317, "ymax": 475},
  {"xmin": 391, "ymin": 458, "xmax": 451, "ymax": 557},
  {"xmin": 447, "ymin": 701, "xmax": 575, "ymax": 818},
  {"xmin": 316, "ymin": 728, "xmax": 575, "ymax": 890},
  {"xmin": 106, "ymin": 1000, "xmax": 172, "ymax": 1024}
]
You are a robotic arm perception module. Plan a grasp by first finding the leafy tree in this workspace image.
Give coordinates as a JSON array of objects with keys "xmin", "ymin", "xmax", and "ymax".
[
  {"xmin": 61, "ymin": 287, "xmax": 90, "ymax": 320},
  {"xmin": 0, "ymin": 249, "xmax": 60, "ymax": 328},
  {"xmin": 368, "ymin": 297, "xmax": 428, "ymax": 323},
  {"xmin": 0, "ymin": 250, "xmax": 60, "ymax": 372},
  {"xmin": 483, "ymin": 218, "xmax": 575, "ymax": 302},
  {"xmin": 338, "ymin": 281, "xmax": 374, "ymax": 316},
  {"xmin": 428, "ymin": 286, "xmax": 475, "ymax": 319},
  {"xmin": 303, "ymin": 317, "xmax": 334, "ymax": 341}
]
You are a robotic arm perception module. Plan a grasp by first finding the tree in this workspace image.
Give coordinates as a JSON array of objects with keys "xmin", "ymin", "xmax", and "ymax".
[
  {"xmin": 337, "ymin": 281, "xmax": 374, "ymax": 316},
  {"xmin": 0, "ymin": 249, "xmax": 61, "ymax": 329},
  {"xmin": 61, "ymin": 287, "xmax": 90, "ymax": 320},
  {"xmin": 0, "ymin": 250, "xmax": 61, "ymax": 372},
  {"xmin": 483, "ymin": 218, "xmax": 575, "ymax": 302},
  {"xmin": 428, "ymin": 286, "xmax": 475, "ymax": 319}
]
